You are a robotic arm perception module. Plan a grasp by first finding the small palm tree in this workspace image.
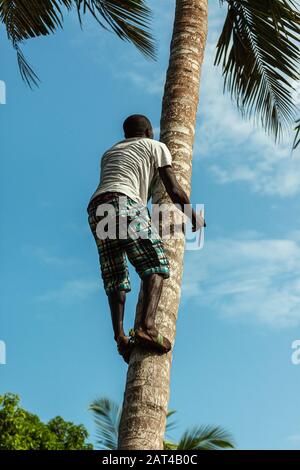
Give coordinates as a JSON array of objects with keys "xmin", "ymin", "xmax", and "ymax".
[
  {"xmin": 89, "ymin": 398, "xmax": 235, "ymax": 450},
  {"xmin": 0, "ymin": 0, "xmax": 155, "ymax": 87},
  {"xmin": 164, "ymin": 426, "xmax": 235, "ymax": 451},
  {"xmin": 89, "ymin": 398, "xmax": 120, "ymax": 450}
]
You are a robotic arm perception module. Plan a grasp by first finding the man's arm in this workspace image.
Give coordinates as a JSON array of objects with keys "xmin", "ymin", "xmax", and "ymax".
[{"xmin": 158, "ymin": 165, "xmax": 206, "ymax": 232}]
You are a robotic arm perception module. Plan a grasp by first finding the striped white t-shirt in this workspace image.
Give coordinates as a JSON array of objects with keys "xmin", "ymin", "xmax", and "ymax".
[{"xmin": 89, "ymin": 137, "xmax": 172, "ymax": 206}]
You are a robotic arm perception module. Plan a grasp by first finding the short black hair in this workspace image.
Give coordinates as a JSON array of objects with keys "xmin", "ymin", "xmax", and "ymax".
[{"xmin": 123, "ymin": 114, "xmax": 152, "ymax": 137}]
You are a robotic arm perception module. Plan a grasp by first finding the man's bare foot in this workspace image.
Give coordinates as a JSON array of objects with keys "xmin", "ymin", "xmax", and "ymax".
[
  {"xmin": 134, "ymin": 326, "xmax": 171, "ymax": 354},
  {"xmin": 116, "ymin": 336, "xmax": 133, "ymax": 364}
]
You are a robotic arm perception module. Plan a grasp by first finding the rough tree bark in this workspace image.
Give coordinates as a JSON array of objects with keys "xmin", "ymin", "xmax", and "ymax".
[{"xmin": 118, "ymin": 0, "xmax": 208, "ymax": 450}]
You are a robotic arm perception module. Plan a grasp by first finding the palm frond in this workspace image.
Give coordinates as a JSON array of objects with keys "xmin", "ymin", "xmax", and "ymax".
[
  {"xmin": 75, "ymin": 1, "xmax": 156, "ymax": 60},
  {"xmin": 0, "ymin": 0, "xmax": 73, "ymax": 86},
  {"xmin": 89, "ymin": 397, "xmax": 120, "ymax": 450},
  {"xmin": 165, "ymin": 409, "xmax": 177, "ymax": 434},
  {"xmin": 89, "ymin": 399, "xmax": 235, "ymax": 451},
  {"xmin": 176, "ymin": 425, "xmax": 235, "ymax": 450},
  {"xmin": 163, "ymin": 440, "xmax": 178, "ymax": 450},
  {"xmin": 215, "ymin": 0, "xmax": 300, "ymax": 141},
  {"xmin": 16, "ymin": 44, "xmax": 40, "ymax": 88},
  {"xmin": 163, "ymin": 410, "xmax": 178, "ymax": 449},
  {"xmin": 1, "ymin": 0, "xmax": 156, "ymax": 87},
  {"xmin": 0, "ymin": 0, "xmax": 72, "ymax": 42},
  {"xmin": 293, "ymin": 118, "xmax": 300, "ymax": 148}
]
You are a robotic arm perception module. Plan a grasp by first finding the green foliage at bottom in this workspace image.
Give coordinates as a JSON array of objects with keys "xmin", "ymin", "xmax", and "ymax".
[{"xmin": 0, "ymin": 393, "xmax": 93, "ymax": 450}]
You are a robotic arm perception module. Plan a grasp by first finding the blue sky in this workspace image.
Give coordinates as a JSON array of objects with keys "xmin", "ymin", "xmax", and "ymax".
[{"xmin": 1, "ymin": 0, "xmax": 300, "ymax": 450}]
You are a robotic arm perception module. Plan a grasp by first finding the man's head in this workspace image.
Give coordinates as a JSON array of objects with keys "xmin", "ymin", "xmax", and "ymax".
[{"xmin": 123, "ymin": 114, "xmax": 154, "ymax": 139}]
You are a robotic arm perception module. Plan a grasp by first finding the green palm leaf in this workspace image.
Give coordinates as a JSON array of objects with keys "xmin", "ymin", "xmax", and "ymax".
[
  {"xmin": 0, "ymin": 0, "xmax": 72, "ymax": 42},
  {"xmin": 1, "ymin": 0, "xmax": 156, "ymax": 87},
  {"xmin": 163, "ymin": 440, "xmax": 178, "ymax": 450},
  {"xmin": 89, "ymin": 398, "xmax": 121, "ymax": 450},
  {"xmin": 293, "ymin": 119, "xmax": 300, "ymax": 148},
  {"xmin": 89, "ymin": 401, "xmax": 177, "ymax": 450},
  {"xmin": 176, "ymin": 425, "xmax": 235, "ymax": 450},
  {"xmin": 215, "ymin": 0, "xmax": 300, "ymax": 141},
  {"xmin": 75, "ymin": 1, "xmax": 156, "ymax": 60},
  {"xmin": 0, "ymin": 0, "xmax": 73, "ymax": 87},
  {"xmin": 89, "ymin": 398, "xmax": 235, "ymax": 451},
  {"xmin": 165, "ymin": 409, "xmax": 177, "ymax": 434}
]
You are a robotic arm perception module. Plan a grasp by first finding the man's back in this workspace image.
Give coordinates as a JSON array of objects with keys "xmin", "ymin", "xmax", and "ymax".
[
  {"xmin": 89, "ymin": 137, "xmax": 172, "ymax": 206},
  {"xmin": 87, "ymin": 114, "xmax": 205, "ymax": 364}
]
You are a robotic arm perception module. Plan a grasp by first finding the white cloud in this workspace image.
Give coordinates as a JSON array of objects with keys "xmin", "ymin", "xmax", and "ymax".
[
  {"xmin": 286, "ymin": 434, "xmax": 300, "ymax": 445},
  {"xmin": 196, "ymin": 37, "xmax": 300, "ymax": 198},
  {"xmin": 23, "ymin": 246, "xmax": 80, "ymax": 268},
  {"xmin": 116, "ymin": 70, "xmax": 166, "ymax": 96},
  {"xmin": 98, "ymin": 0, "xmax": 300, "ymax": 198},
  {"xmin": 182, "ymin": 232, "xmax": 300, "ymax": 328},
  {"xmin": 35, "ymin": 279, "xmax": 99, "ymax": 304}
]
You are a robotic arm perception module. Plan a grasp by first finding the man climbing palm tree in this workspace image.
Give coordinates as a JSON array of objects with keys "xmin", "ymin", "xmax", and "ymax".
[{"xmin": 87, "ymin": 114, "xmax": 205, "ymax": 363}]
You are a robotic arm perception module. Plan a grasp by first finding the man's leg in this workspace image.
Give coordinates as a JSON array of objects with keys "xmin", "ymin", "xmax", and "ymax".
[
  {"xmin": 108, "ymin": 289, "xmax": 126, "ymax": 342},
  {"xmin": 88, "ymin": 195, "xmax": 132, "ymax": 362},
  {"xmin": 139, "ymin": 273, "xmax": 164, "ymax": 334},
  {"xmin": 108, "ymin": 289, "xmax": 133, "ymax": 363},
  {"xmin": 121, "ymin": 198, "xmax": 171, "ymax": 352},
  {"xmin": 135, "ymin": 273, "xmax": 171, "ymax": 353}
]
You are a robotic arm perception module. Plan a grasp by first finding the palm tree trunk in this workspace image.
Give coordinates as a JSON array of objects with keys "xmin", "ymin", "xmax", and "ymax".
[{"xmin": 118, "ymin": 0, "xmax": 208, "ymax": 450}]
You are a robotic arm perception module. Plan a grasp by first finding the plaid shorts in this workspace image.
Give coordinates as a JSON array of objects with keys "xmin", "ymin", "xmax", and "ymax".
[{"xmin": 87, "ymin": 194, "xmax": 170, "ymax": 295}]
